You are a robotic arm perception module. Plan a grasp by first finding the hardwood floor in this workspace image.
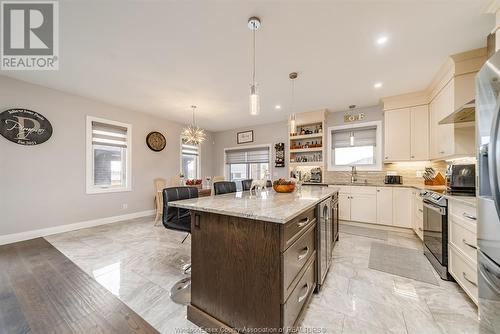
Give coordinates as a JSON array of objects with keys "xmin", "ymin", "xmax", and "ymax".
[{"xmin": 0, "ymin": 237, "xmax": 158, "ymax": 334}]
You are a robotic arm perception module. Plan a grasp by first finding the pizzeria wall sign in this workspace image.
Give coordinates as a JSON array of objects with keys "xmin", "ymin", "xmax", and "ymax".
[{"xmin": 0, "ymin": 108, "xmax": 53, "ymax": 145}]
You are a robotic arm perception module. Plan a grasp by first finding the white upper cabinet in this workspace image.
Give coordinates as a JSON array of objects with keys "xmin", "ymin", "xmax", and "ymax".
[
  {"xmin": 384, "ymin": 105, "xmax": 429, "ymax": 162},
  {"xmin": 382, "ymin": 48, "xmax": 486, "ymax": 161},
  {"xmin": 384, "ymin": 108, "xmax": 411, "ymax": 162},
  {"xmin": 410, "ymin": 105, "xmax": 429, "ymax": 160}
]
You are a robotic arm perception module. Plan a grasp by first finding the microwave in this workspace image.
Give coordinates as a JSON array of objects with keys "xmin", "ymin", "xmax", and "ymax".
[{"xmin": 446, "ymin": 164, "xmax": 476, "ymax": 194}]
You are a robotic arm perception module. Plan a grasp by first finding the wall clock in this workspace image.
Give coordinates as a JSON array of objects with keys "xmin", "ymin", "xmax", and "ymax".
[{"xmin": 146, "ymin": 131, "xmax": 166, "ymax": 152}]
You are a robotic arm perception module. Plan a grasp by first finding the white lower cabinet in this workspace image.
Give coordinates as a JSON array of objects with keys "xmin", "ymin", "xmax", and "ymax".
[
  {"xmin": 393, "ymin": 188, "xmax": 413, "ymax": 228},
  {"xmin": 338, "ymin": 193, "xmax": 351, "ymax": 221},
  {"xmin": 412, "ymin": 189, "xmax": 424, "ymax": 240},
  {"xmin": 448, "ymin": 200, "xmax": 478, "ymax": 304},
  {"xmin": 350, "ymin": 194, "xmax": 377, "ymax": 223},
  {"xmin": 376, "ymin": 187, "xmax": 393, "ymax": 225},
  {"xmin": 336, "ymin": 185, "xmax": 412, "ymax": 228}
]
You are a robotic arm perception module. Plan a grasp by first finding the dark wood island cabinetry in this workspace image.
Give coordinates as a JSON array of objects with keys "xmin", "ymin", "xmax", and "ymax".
[{"xmin": 169, "ymin": 186, "xmax": 339, "ymax": 333}]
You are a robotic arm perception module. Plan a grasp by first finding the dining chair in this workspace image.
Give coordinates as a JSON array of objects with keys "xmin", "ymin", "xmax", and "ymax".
[
  {"xmin": 212, "ymin": 175, "xmax": 225, "ymax": 182},
  {"xmin": 241, "ymin": 179, "xmax": 253, "ymax": 191},
  {"xmin": 213, "ymin": 181, "xmax": 237, "ymax": 195},
  {"xmin": 153, "ymin": 178, "xmax": 167, "ymax": 226}
]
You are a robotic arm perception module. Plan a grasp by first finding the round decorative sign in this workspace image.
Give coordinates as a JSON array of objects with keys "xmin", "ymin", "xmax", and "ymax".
[
  {"xmin": 146, "ymin": 131, "xmax": 166, "ymax": 152},
  {"xmin": 0, "ymin": 108, "xmax": 53, "ymax": 145}
]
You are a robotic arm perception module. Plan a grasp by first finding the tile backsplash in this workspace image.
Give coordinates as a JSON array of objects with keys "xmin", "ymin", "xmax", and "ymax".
[{"xmin": 323, "ymin": 160, "xmax": 448, "ymax": 185}]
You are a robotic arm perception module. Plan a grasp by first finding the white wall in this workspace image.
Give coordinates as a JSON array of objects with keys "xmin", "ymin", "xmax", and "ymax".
[{"xmin": 0, "ymin": 76, "xmax": 214, "ymax": 237}]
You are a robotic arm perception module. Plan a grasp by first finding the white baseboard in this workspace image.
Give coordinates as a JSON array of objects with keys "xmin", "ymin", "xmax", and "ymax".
[
  {"xmin": 0, "ymin": 210, "xmax": 155, "ymax": 246},
  {"xmin": 340, "ymin": 220, "xmax": 414, "ymax": 234}
]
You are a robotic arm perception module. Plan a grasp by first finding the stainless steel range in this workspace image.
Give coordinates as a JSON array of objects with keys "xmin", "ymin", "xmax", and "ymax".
[{"xmin": 420, "ymin": 191, "xmax": 452, "ymax": 280}]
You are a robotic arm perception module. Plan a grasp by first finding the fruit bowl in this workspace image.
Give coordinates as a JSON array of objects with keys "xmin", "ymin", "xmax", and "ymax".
[
  {"xmin": 273, "ymin": 184, "xmax": 296, "ymax": 193},
  {"xmin": 272, "ymin": 178, "xmax": 296, "ymax": 193}
]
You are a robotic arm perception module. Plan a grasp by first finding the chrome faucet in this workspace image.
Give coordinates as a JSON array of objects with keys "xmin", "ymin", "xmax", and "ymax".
[{"xmin": 350, "ymin": 166, "xmax": 357, "ymax": 183}]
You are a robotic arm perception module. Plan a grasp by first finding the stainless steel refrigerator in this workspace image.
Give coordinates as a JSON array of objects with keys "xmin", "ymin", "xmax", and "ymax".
[{"xmin": 476, "ymin": 51, "xmax": 500, "ymax": 333}]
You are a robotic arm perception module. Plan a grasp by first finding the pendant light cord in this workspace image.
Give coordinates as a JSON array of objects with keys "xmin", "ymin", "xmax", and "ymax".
[{"xmin": 252, "ymin": 24, "xmax": 256, "ymax": 85}]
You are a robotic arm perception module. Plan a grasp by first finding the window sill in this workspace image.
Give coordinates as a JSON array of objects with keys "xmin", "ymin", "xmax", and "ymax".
[{"xmin": 86, "ymin": 186, "xmax": 132, "ymax": 195}]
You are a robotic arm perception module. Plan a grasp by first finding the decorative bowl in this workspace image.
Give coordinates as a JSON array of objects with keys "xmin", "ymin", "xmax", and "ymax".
[{"xmin": 273, "ymin": 184, "xmax": 296, "ymax": 193}]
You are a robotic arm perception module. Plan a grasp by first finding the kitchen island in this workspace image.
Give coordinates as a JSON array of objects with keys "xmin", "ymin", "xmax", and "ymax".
[{"xmin": 169, "ymin": 185, "xmax": 339, "ymax": 333}]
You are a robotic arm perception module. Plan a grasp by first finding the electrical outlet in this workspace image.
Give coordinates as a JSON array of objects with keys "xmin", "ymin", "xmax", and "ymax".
[{"xmin": 122, "ymin": 203, "xmax": 128, "ymax": 209}]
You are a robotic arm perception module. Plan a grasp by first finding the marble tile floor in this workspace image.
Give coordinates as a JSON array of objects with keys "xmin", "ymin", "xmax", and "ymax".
[{"xmin": 45, "ymin": 217, "xmax": 481, "ymax": 334}]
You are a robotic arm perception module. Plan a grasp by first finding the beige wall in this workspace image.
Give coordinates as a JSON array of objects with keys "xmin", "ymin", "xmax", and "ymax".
[
  {"xmin": 0, "ymin": 76, "xmax": 214, "ymax": 236},
  {"xmin": 213, "ymin": 121, "xmax": 289, "ymax": 180},
  {"xmin": 212, "ymin": 105, "xmax": 446, "ymax": 186}
]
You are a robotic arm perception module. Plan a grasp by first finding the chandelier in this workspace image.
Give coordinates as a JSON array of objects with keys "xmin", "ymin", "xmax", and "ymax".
[{"xmin": 182, "ymin": 105, "xmax": 206, "ymax": 145}]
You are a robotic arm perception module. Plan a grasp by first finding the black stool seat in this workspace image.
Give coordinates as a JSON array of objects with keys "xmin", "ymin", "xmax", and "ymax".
[
  {"xmin": 241, "ymin": 179, "xmax": 253, "ymax": 191},
  {"xmin": 213, "ymin": 181, "xmax": 237, "ymax": 195},
  {"xmin": 162, "ymin": 186, "xmax": 198, "ymax": 232}
]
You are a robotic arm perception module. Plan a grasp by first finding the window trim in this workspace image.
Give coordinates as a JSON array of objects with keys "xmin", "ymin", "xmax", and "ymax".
[
  {"xmin": 223, "ymin": 143, "xmax": 272, "ymax": 180},
  {"xmin": 179, "ymin": 136, "xmax": 201, "ymax": 179},
  {"xmin": 327, "ymin": 121, "xmax": 382, "ymax": 172},
  {"xmin": 86, "ymin": 116, "xmax": 132, "ymax": 194}
]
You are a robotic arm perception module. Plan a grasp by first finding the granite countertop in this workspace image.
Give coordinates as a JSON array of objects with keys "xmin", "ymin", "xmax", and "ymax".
[
  {"xmin": 169, "ymin": 185, "xmax": 339, "ymax": 224},
  {"xmin": 302, "ymin": 182, "xmax": 477, "ymax": 207}
]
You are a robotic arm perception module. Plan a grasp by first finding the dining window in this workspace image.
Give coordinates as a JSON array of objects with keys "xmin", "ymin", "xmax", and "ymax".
[
  {"xmin": 225, "ymin": 146, "xmax": 270, "ymax": 181},
  {"xmin": 181, "ymin": 138, "xmax": 200, "ymax": 179}
]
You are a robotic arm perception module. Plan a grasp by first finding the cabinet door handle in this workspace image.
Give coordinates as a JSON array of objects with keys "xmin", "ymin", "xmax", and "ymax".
[
  {"xmin": 297, "ymin": 218, "xmax": 310, "ymax": 228},
  {"xmin": 297, "ymin": 283, "xmax": 310, "ymax": 303},
  {"xmin": 385, "ymin": 156, "xmax": 389, "ymax": 160},
  {"xmin": 419, "ymin": 209, "xmax": 423, "ymax": 213},
  {"xmin": 297, "ymin": 246, "xmax": 310, "ymax": 261},
  {"xmin": 418, "ymin": 227, "xmax": 423, "ymax": 231},
  {"xmin": 462, "ymin": 272, "xmax": 478, "ymax": 287},
  {"xmin": 462, "ymin": 238, "xmax": 477, "ymax": 250},
  {"xmin": 462, "ymin": 213, "xmax": 477, "ymax": 221},
  {"xmin": 411, "ymin": 155, "xmax": 415, "ymax": 159}
]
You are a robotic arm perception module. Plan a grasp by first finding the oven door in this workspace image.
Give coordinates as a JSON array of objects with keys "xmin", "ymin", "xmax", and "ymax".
[{"xmin": 423, "ymin": 200, "xmax": 447, "ymax": 265}]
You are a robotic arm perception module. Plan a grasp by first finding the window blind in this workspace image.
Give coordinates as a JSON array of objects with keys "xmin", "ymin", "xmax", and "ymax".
[
  {"xmin": 92, "ymin": 121, "xmax": 128, "ymax": 148},
  {"xmin": 332, "ymin": 126, "xmax": 377, "ymax": 148},
  {"xmin": 182, "ymin": 138, "xmax": 199, "ymax": 156},
  {"xmin": 225, "ymin": 146, "xmax": 269, "ymax": 164}
]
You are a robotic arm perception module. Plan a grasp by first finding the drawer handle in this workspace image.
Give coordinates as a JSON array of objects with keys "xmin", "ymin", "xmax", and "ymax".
[
  {"xmin": 462, "ymin": 272, "xmax": 478, "ymax": 287},
  {"xmin": 462, "ymin": 238, "xmax": 477, "ymax": 250},
  {"xmin": 462, "ymin": 213, "xmax": 477, "ymax": 221},
  {"xmin": 297, "ymin": 218, "xmax": 310, "ymax": 228},
  {"xmin": 297, "ymin": 246, "xmax": 310, "ymax": 261},
  {"xmin": 297, "ymin": 283, "xmax": 310, "ymax": 303}
]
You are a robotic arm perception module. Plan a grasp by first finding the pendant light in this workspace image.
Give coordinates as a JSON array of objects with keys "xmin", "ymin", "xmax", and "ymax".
[
  {"xmin": 289, "ymin": 72, "xmax": 298, "ymax": 134},
  {"xmin": 248, "ymin": 17, "xmax": 261, "ymax": 116},
  {"xmin": 182, "ymin": 105, "xmax": 206, "ymax": 145}
]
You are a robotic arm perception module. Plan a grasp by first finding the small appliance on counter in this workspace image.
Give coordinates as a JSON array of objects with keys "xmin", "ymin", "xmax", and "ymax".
[
  {"xmin": 445, "ymin": 164, "xmax": 476, "ymax": 195},
  {"xmin": 310, "ymin": 167, "xmax": 322, "ymax": 183},
  {"xmin": 384, "ymin": 175, "xmax": 402, "ymax": 184}
]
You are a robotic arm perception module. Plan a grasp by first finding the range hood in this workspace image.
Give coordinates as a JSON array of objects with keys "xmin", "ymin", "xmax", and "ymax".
[{"xmin": 439, "ymin": 100, "xmax": 475, "ymax": 125}]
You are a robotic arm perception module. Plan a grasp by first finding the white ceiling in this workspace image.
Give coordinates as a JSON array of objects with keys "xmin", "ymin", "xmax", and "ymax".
[{"xmin": 3, "ymin": 0, "xmax": 494, "ymax": 131}]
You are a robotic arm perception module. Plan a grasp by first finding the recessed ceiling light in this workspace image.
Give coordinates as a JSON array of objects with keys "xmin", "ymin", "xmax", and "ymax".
[
  {"xmin": 374, "ymin": 82, "xmax": 383, "ymax": 89},
  {"xmin": 275, "ymin": 105, "xmax": 281, "ymax": 110},
  {"xmin": 376, "ymin": 36, "xmax": 388, "ymax": 45}
]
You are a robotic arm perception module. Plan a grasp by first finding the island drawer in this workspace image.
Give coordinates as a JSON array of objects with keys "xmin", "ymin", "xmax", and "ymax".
[
  {"xmin": 282, "ymin": 224, "xmax": 316, "ymax": 300},
  {"xmin": 282, "ymin": 255, "xmax": 315, "ymax": 329},
  {"xmin": 282, "ymin": 208, "xmax": 316, "ymax": 251}
]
